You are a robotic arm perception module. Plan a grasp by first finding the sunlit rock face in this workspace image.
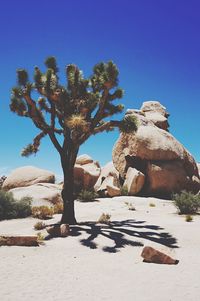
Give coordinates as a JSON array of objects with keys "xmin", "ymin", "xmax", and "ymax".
[
  {"xmin": 113, "ymin": 101, "xmax": 200, "ymax": 197},
  {"xmin": 74, "ymin": 155, "xmax": 101, "ymax": 191},
  {"xmin": 9, "ymin": 183, "xmax": 62, "ymax": 207},
  {"xmin": 2, "ymin": 166, "xmax": 55, "ymax": 190}
]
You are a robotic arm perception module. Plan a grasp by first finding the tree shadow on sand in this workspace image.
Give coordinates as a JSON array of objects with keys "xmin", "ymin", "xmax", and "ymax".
[{"xmin": 69, "ymin": 219, "xmax": 178, "ymax": 253}]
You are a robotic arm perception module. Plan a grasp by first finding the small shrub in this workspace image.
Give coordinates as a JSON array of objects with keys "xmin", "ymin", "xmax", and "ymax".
[
  {"xmin": 34, "ymin": 221, "xmax": 46, "ymax": 230},
  {"xmin": 0, "ymin": 190, "xmax": 32, "ymax": 220},
  {"xmin": 32, "ymin": 206, "xmax": 54, "ymax": 219},
  {"xmin": 97, "ymin": 213, "xmax": 111, "ymax": 224},
  {"xmin": 121, "ymin": 185, "xmax": 129, "ymax": 196},
  {"xmin": 78, "ymin": 189, "xmax": 98, "ymax": 202},
  {"xmin": 119, "ymin": 115, "xmax": 138, "ymax": 133},
  {"xmin": 149, "ymin": 202, "xmax": 156, "ymax": 207},
  {"xmin": 124, "ymin": 201, "xmax": 135, "ymax": 211},
  {"xmin": 15, "ymin": 197, "xmax": 32, "ymax": 218},
  {"xmin": 185, "ymin": 215, "xmax": 193, "ymax": 222},
  {"xmin": 53, "ymin": 202, "xmax": 63, "ymax": 214},
  {"xmin": 173, "ymin": 191, "xmax": 200, "ymax": 214}
]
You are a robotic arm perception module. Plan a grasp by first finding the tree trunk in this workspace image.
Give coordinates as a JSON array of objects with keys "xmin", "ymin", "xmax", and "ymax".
[{"xmin": 60, "ymin": 144, "xmax": 79, "ymax": 225}]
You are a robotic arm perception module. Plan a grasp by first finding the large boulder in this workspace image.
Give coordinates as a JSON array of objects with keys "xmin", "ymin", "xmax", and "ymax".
[
  {"xmin": 113, "ymin": 101, "xmax": 200, "ymax": 197},
  {"xmin": 140, "ymin": 101, "xmax": 169, "ymax": 131},
  {"xmin": 76, "ymin": 154, "xmax": 93, "ymax": 165},
  {"xmin": 123, "ymin": 167, "xmax": 145, "ymax": 195},
  {"xmin": 10, "ymin": 183, "xmax": 62, "ymax": 207},
  {"xmin": 3, "ymin": 166, "xmax": 55, "ymax": 190},
  {"xmin": 81, "ymin": 163, "xmax": 101, "ymax": 189},
  {"xmin": 74, "ymin": 155, "xmax": 101, "ymax": 190},
  {"xmin": 146, "ymin": 161, "xmax": 200, "ymax": 196}
]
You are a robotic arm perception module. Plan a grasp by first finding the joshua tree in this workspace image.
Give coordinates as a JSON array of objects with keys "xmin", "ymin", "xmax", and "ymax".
[{"xmin": 10, "ymin": 57, "xmax": 137, "ymax": 224}]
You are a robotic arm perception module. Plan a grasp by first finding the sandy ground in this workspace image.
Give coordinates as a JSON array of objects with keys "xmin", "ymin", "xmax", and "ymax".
[{"xmin": 0, "ymin": 196, "xmax": 200, "ymax": 301}]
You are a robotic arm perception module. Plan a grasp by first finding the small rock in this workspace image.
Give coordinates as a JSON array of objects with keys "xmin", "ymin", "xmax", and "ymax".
[
  {"xmin": 60, "ymin": 224, "xmax": 70, "ymax": 237},
  {"xmin": 141, "ymin": 246, "xmax": 179, "ymax": 265},
  {"xmin": 107, "ymin": 183, "xmax": 121, "ymax": 197},
  {"xmin": 46, "ymin": 224, "xmax": 70, "ymax": 237},
  {"xmin": 97, "ymin": 175, "xmax": 121, "ymax": 197}
]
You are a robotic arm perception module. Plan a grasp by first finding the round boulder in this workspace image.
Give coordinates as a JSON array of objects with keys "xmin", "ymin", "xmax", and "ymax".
[
  {"xmin": 76, "ymin": 154, "xmax": 93, "ymax": 165},
  {"xmin": 74, "ymin": 159, "xmax": 101, "ymax": 191},
  {"xmin": 2, "ymin": 166, "xmax": 55, "ymax": 190}
]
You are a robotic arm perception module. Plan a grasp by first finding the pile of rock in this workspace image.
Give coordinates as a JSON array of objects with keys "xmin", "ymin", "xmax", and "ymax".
[
  {"xmin": 112, "ymin": 101, "xmax": 200, "ymax": 197},
  {"xmin": 74, "ymin": 154, "xmax": 101, "ymax": 191},
  {"xmin": 2, "ymin": 155, "xmax": 101, "ymax": 207},
  {"xmin": 2, "ymin": 166, "xmax": 62, "ymax": 207},
  {"xmin": 94, "ymin": 161, "xmax": 120, "ymax": 197},
  {"xmin": 2, "ymin": 101, "xmax": 200, "ymax": 203}
]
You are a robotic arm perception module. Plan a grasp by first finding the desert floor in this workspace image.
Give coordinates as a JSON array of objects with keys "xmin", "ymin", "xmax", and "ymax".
[{"xmin": 0, "ymin": 196, "xmax": 200, "ymax": 301}]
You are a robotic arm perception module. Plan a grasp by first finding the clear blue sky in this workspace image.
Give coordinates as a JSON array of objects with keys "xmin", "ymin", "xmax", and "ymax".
[{"xmin": 0, "ymin": 0, "xmax": 200, "ymax": 179}]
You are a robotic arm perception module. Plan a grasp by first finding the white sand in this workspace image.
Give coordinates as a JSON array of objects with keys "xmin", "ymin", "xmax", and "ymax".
[{"xmin": 0, "ymin": 196, "xmax": 200, "ymax": 301}]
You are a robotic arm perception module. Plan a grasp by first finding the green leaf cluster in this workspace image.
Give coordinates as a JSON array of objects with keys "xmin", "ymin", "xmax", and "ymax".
[
  {"xmin": 173, "ymin": 190, "xmax": 200, "ymax": 214},
  {"xmin": 119, "ymin": 114, "xmax": 138, "ymax": 133},
  {"xmin": 10, "ymin": 56, "xmax": 138, "ymax": 156}
]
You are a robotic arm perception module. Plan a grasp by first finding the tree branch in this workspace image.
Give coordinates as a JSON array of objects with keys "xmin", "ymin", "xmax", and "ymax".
[
  {"xmin": 21, "ymin": 131, "xmax": 47, "ymax": 157},
  {"xmin": 23, "ymin": 94, "xmax": 48, "ymax": 131},
  {"xmin": 92, "ymin": 120, "xmax": 121, "ymax": 134},
  {"xmin": 48, "ymin": 132, "xmax": 62, "ymax": 154}
]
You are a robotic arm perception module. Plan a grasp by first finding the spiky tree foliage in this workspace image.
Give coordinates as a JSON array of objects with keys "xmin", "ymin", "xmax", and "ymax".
[{"xmin": 10, "ymin": 57, "xmax": 138, "ymax": 224}]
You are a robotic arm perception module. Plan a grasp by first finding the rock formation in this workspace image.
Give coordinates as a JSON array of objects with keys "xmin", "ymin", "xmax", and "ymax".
[
  {"xmin": 94, "ymin": 161, "xmax": 120, "ymax": 196},
  {"xmin": 75, "ymin": 154, "xmax": 93, "ymax": 165},
  {"xmin": 74, "ymin": 155, "xmax": 101, "ymax": 191},
  {"xmin": 113, "ymin": 101, "xmax": 200, "ymax": 197},
  {"xmin": 2, "ymin": 166, "xmax": 55, "ymax": 190},
  {"xmin": 10, "ymin": 183, "xmax": 62, "ymax": 207},
  {"xmin": 140, "ymin": 101, "xmax": 169, "ymax": 130}
]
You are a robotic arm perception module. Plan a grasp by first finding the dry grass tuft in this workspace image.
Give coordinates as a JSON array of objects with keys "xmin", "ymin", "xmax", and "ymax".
[
  {"xmin": 97, "ymin": 213, "xmax": 111, "ymax": 224},
  {"xmin": 32, "ymin": 206, "xmax": 54, "ymax": 219}
]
